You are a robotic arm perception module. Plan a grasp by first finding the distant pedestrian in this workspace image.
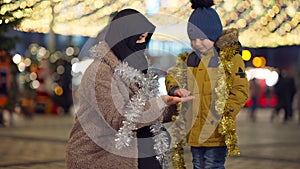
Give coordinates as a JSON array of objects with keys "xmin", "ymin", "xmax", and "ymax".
[
  {"xmin": 0, "ymin": 52, "xmax": 11, "ymax": 127},
  {"xmin": 271, "ymin": 70, "xmax": 296, "ymax": 123},
  {"xmin": 296, "ymin": 91, "xmax": 300, "ymax": 125},
  {"xmin": 249, "ymin": 78, "xmax": 260, "ymax": 122}
]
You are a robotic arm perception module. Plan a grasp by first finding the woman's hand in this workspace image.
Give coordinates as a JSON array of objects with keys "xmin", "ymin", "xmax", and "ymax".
[{"xmin": 161, "ymin": 95, "xmax": 195, "ymax": 105}]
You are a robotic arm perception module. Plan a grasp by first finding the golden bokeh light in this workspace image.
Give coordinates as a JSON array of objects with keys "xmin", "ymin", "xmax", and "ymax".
[
  {"xmin": 252, "ymin": 57, "xmax": 262, "ymax": 68},
  {"xmin": 260, "ymin": 57, "xmax": 266, "ymax": 67},
  {"xmin": 1, "ymin": 0, "xmax": 300, "ymax": 48},
  {"xmin": 242, "ymin": 50, "xmax": 251, "ymax": 61},
  {"xmin": 54, "ymin": 86, "xmax": 63, "ymax": 96},
  {"xmin": 252, "ymin": 56, "xmax": 266, "ymax": 68}
]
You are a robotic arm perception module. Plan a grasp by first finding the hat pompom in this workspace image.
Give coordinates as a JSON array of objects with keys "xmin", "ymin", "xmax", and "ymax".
[{"xmin": 190, "ymin": 0, "xmax": 214, "ymax": 9}]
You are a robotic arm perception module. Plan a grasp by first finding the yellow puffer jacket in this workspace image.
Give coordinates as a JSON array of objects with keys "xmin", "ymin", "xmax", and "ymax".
[{"xmin": 165, "ymin": 28, "xmax": 249, "ymax": 147}]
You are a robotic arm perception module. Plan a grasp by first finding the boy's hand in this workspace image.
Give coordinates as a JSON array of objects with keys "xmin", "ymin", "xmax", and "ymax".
[
  {"xmin": 162, "ymin": 95, "xmax": 195, "ymax": 105},
  {"xmin": 174, "ymin": 88, "xmax": 191, "ymax": 97}
]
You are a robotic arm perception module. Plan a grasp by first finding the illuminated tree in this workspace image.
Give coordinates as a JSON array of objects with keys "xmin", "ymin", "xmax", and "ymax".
[{"xmin": 0, "ymin": 0, "xmax": 33, "ymax": 50}]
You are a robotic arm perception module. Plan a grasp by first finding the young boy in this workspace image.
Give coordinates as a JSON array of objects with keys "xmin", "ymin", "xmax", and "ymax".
[{"xmin": 165, "ymin": 1, "xmax": 249, "ymax": 168}]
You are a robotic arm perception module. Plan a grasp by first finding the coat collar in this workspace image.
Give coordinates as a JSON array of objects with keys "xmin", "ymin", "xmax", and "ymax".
[
  {"xmin": 89, "ymin": 41, "xmax": 121, "ymax": 70},
  {"xmin": 89, "ymin": 41, "xmax": 141, "ymax": 94}
]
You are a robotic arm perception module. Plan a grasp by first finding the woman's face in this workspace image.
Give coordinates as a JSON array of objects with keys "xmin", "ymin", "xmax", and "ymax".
[{"xmin": 136, "ymin": 32, "xmax": 148, "ymax": 43}]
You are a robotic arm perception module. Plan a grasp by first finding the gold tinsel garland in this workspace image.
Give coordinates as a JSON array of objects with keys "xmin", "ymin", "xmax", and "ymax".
[
  {"xmin": 216, "ymin": 44, "xmax": 241, "ymax": 156},
  {"xmin": 168, "ymin": 52, "xmax": 189, "ymax": 169}
]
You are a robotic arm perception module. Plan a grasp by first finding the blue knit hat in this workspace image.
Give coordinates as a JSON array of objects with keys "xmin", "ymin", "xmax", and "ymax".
[{"xmin": 187, "ymin": 7, "xmax": 223, "ymax": 42}]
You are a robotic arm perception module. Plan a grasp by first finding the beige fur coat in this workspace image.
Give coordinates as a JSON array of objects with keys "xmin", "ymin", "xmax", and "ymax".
[{"xmin": 65, "ymin": 42, "xmax": 169, "ymax": 169}]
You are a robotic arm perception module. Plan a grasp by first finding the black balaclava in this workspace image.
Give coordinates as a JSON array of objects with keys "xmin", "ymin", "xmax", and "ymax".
[{"xmin": 105, "ymin": 9, "xmax": 155, "ymax": 74}]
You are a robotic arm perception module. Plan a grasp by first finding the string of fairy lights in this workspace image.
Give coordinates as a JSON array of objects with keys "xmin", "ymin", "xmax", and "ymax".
[
  {"xmin": 216, "ymin": 0, "xmax": 300, "ymax": 47},
  {"xmin": 1, "ymin": 0, "xmax": 299, "ymax": 47}
]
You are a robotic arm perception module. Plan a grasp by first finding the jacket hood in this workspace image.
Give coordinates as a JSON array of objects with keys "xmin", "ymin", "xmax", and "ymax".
[
  {"xmin": 215, "ymin": 28, "xmax": 240, "ymax": 50},
  {"xmin": 105, "ymin": 9, "xmax": 155, "ymax": 74}
]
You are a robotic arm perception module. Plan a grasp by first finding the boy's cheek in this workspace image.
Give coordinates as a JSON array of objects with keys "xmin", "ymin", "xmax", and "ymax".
[{"xmin": 191, "ymin": 42, "xmax": 200, "ymax": 51}]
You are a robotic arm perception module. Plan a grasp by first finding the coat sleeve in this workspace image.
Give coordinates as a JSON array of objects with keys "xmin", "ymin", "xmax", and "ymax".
[
  {"xmin": 165, "ymin": 53, "xmax": 190, "ymax": 96},
  {"xmin": 227, "ymin": 54, "xmax": 249, "ymax": 117},
  {"xmin": 95, "ymin": 63, "xmax": 171, "ymax": 131},
  {"xmin": 165, "ymin": 70, "xmax": 180, "ymax": 96}
]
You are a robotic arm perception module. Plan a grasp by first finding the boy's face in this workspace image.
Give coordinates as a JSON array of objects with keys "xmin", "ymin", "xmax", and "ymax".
[{"xmin": 191, "ymin": 38, "xmax": 214, "ymax": 54}]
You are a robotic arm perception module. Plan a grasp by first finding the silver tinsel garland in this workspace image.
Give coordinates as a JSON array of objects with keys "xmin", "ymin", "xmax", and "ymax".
[
  {"xmin": 114, "ymin": 62, "xmax": 169, "ymax": 166},
  {"xmin": 150, "ymin": 123, "xmax": 170, "ymax": 168}
]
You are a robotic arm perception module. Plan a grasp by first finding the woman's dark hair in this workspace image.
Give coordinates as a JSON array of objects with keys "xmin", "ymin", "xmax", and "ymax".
[{"xmin": 190, "ymin": 0, "xmax": 215, "ymax": 9}]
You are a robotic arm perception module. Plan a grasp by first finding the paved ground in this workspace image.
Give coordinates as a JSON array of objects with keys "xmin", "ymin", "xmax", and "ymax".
[{"xmin": 0, "ymin": 108, "xmax": 300, "ymax": 169}]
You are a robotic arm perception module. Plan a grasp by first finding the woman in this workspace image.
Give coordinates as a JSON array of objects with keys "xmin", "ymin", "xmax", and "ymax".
[{"xmin": 65, "ymin": 9, "xmax": 194, "ymax": 169}]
